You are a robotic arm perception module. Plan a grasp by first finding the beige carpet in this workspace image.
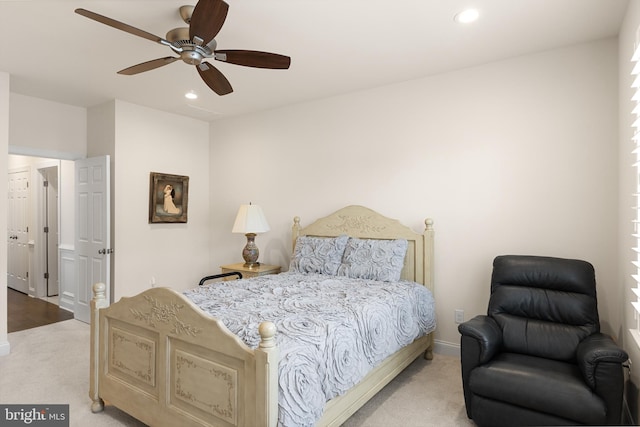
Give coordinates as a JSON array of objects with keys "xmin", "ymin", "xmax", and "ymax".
[{"xmin": 0, "ymin": 320, "xmax": 474, "ymax": 427}]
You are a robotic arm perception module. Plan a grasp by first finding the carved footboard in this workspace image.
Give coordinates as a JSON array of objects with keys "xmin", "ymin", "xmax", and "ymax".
[{"xmin": 89, "ymin": 283, "xmax": 279, "ymax": 427}]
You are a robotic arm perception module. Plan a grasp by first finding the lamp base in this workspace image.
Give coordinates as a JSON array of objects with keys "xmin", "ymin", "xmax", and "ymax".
[
  {"xmin": 241, "ymin": 233, "xmax": 260, "ymax": 268},
  {"xmin": 243, "ymin": 262, "xmax": 260, "ymax": 269}
]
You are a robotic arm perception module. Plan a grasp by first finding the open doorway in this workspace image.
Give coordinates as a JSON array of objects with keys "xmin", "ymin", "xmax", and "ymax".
[{"xmin": 7, "ymin": 155, "xmax": 69, "ymax": 311}]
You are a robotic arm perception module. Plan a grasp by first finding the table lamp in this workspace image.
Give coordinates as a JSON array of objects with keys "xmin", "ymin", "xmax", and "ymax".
[{"xmin": 232, "ymin": 203, "xmax": 270, "ymax": 267}]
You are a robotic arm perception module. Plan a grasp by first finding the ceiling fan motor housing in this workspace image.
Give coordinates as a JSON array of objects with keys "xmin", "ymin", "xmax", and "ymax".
[
  {"xmin": 166, "ymin": 27, "xmax": 190, "ymax": 43},
  {"xmin": 166, "ymin": 27, "xmax": 214, "ymax": 65},
  {"xmin": 181, "ymin": 49, "xmax": 204, "ymax": 65}
]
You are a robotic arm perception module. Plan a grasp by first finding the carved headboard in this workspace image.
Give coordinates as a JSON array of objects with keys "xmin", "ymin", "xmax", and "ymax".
[{"xmin": 292, "ymin": 205, "xmax": 434, "ymax": 291}]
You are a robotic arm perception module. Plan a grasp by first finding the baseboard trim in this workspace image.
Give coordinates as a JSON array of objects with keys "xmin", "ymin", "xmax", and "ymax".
[
  {"xmin": 0, "ymin": 339, "xmax": 10, "ymax": 356},
  {"xmin": 433, "ymin": 339, "xmax": 460, "ymax": 357}
]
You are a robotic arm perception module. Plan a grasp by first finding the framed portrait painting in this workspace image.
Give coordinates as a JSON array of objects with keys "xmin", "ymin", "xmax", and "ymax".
[{"xmin": 149, "ymin": 172, "xmax": 189, "ymax": 223}]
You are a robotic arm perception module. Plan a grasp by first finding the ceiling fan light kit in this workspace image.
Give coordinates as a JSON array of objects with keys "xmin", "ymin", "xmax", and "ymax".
[
  {"xmin": 179, "ymin": 5, "xmax": 194, "ymax": 24},
  {"xmin": 75, "ymin": 0, "xmax": 291, "ymax": 96}
]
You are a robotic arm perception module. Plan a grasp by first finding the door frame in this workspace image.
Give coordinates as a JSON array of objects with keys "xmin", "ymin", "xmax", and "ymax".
[
  {"xmin": 7, "ymin": 158, "xmax": 62, "ymax": 299},
  {"xmin": 35, "ymin": 161, "xmax": 60, "ymax": 298}
]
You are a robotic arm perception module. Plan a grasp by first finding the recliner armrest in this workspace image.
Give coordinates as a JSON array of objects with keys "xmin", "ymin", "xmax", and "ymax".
[
  {"xmin": 458, "ymin": 315, "xmax": 502, "ymax": 364},
  {"xmin": 458, "ymin": 315, "xmax": 503, "ymax": 418},
  {"xmin": 577, "ymin": 333, "xmax": 628, "ymax": 389},
  {"xmin": 577, "ymin": 333, "xmax": 628, "ymax": 424}
]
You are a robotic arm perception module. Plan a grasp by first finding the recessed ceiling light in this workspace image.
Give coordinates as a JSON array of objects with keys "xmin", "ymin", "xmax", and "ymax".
[
  {"xmin": 454, "ymin": 8, "xmax": 479, "ymax": 24},
  {"xmin": 185, "ymin": 91, "xmax": 198, "ymax": 100}
]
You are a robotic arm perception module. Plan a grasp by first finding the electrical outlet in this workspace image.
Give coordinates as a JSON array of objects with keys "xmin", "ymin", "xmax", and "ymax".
[{"xmin": 455, "ymin": 309, "xmax": 464, "ymax": 324}]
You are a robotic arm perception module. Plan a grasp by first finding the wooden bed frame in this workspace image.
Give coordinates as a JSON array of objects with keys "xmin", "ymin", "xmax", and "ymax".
[{"xmin": 89, "ymin": 205, "xmax": 435, "ymax": 427}]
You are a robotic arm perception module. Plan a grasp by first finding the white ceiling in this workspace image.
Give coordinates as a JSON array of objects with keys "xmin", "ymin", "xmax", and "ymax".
[{"xmin": 0, "ymin": 0, "xmax": 630, "ymax": 121}]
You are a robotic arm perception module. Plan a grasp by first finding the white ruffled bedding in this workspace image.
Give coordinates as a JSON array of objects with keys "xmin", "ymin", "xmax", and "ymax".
[{"xmin": 183, "ymin": 272, "xmax": 436, "ymax": 427}]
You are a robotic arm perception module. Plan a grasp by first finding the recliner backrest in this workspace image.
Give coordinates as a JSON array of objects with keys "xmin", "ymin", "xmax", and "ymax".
[{"xmin": 488, "ymin": 255, "xmax": 600, "ymax": 361}]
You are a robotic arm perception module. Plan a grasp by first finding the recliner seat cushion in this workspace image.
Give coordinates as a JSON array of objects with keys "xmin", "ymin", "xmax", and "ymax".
[
  {"xmin": 469, "ymin": 352, "xmax": 606, "ymax": 425},
  {"xmin": 471, "ymin": 395, "xmax": 578, "ymax": 427}
]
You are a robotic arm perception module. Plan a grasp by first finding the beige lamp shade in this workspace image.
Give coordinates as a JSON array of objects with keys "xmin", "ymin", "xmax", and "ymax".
[
  {"xmin": 232, "ymin": 204, "xmax": 270, "ymax": 233},
  {"xmin": 232, "ymin": 204, "xmax": 270, "ymax": 267}
]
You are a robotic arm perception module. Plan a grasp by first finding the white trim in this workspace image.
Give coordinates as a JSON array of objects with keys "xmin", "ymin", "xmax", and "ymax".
[
  {"xmin": 8, "ymin": 145, "xmax": 82, "ymax": 161},
  {"xmin": 58, "ymin": 243, "xmax": 75, "ymax": 251},
  {"xmin": 0, "ymin": 340, "xmax": 10, "ymax": 356},
  {"xmin": 630, "ymin": 328, "xmax": 640, "ymax": 350},
  {"xmin": 433, "ymin": 339, "xmax": 460, "ymax": 357},
  {"xmin": 59, "ymin": 246, "xmax": 75, "ymax": 313}
]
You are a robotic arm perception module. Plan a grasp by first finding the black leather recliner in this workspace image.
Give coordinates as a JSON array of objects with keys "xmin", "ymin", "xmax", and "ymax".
[{"xmin": 458, "ymin": 255, "xmax": 628, "ymax": 426}]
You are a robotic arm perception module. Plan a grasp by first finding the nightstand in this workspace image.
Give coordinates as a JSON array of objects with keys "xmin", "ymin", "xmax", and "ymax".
[{"xmin": 220, "ymin": 263, "xmax": 281, "ymax": 279}]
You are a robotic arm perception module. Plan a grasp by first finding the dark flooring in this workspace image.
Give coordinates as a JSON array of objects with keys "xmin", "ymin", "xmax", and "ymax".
[{"xmin": 7, "ymin": 288, "xmax": 74, "ymax": 333}]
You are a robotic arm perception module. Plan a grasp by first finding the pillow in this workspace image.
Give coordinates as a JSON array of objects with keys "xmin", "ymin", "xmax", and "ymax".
[
  {"xmin": 289, "ymin": 235, "xmax": 349, "ymax": 275},
  {"xmin": 337, "ymin": 238, "xmax": 408, "ymax": 282}
]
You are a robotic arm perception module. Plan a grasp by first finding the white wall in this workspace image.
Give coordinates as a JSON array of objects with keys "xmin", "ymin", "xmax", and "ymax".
[
  {"xmin": 0, "ymin": 72, "xmax": 9, "ymax": 355},
  {"xmin": 9, "ymin": 93, "xmax": 86, "ymax": 159},
  {"xmin": 209, "ymin": 38, "xmax": 619, "ymax": 350},
  {"xmin": 112, "ymin": 100, "xmax": 212, "ymax": 299}
]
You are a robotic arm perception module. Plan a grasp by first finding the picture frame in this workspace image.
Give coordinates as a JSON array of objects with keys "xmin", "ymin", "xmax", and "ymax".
[{"xmin": 149, "ymin": 172, "xmax": 189, "ymax": 223}]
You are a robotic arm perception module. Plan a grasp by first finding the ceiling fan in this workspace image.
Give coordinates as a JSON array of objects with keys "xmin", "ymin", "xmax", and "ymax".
[{"xmin": 75, "ymin": 0, "xmax": 291, "ymax": 96}]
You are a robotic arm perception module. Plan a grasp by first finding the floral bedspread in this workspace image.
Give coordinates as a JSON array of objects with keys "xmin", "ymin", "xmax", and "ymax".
[{"xmin": 183, "ymin": 272, "xmax": 436, "ymax": 427}]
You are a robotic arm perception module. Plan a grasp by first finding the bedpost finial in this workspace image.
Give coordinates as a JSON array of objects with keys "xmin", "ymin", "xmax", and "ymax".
[
  {"xmin": 92, "ymin": 282, "xmax": 108, "ymax": 309},
  {"xmin": 293, "ymin": 216, "xmax": 300, "ymax": 227},
  {"xmin": 425, "ymin": 218, "xmax": 434, "ymax": 231},
  {"xmin": 259, "ymin": 321, "xmax": 277, "ymax": 349},
  {"xmin": 93, "ymin": 282, "xmax": 106, "ymax": 299}
]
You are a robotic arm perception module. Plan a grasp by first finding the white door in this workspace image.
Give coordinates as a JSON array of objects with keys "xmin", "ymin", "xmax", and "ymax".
[
  {"xmin": 74, "ymin": 156, "xmax": 110, "ymax": 323},
  {"xmin": 7, "ymin": 168, "xmax": 30, "ymax": 294}
]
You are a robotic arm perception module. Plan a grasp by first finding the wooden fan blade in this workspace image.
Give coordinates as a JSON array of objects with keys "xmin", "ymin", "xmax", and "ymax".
[
  {"xmin": 197, "ymin": 62, "xmax": 233, "ymax": 95},
  {"xmin": 189, "ymin": 0, "xmax": 229, "ymax": 45},
  {"xmin": 75, "ymin": 8, "xmax": 166, "ymax": 44},
  {"xmin": 117, "ymin": 57, "xmax": 179, "ymax": 75},
  {"xmin": 214, "ymin": 50, "xmax": 291, "ymax": 69}
]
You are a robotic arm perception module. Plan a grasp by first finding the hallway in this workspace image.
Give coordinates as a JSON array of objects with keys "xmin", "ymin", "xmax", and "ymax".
[{"xmin": 7, "ymin": 288, "xmax": 73, "ymax": 332}]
